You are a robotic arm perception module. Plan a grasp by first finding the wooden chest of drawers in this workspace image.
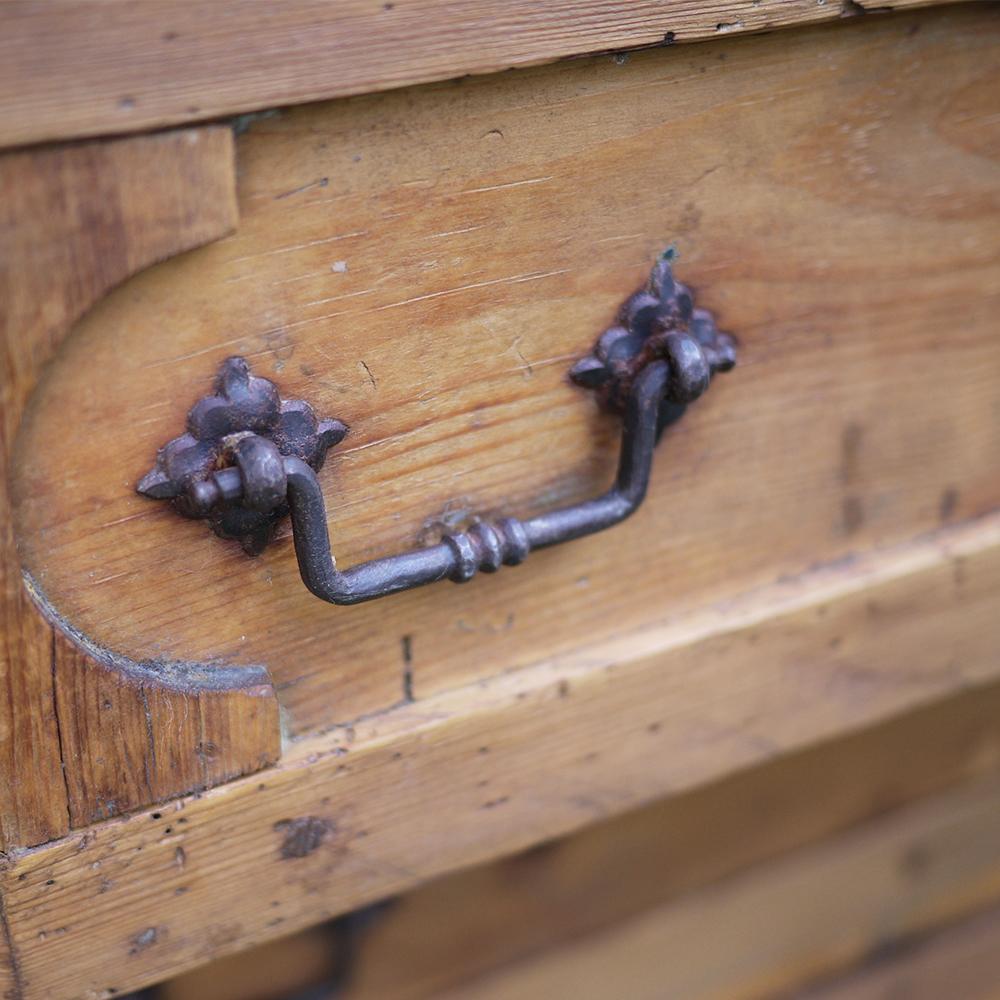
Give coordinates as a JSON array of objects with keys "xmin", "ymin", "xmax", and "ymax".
[{"xmin": 1, "ymin": 3, "xmax": 998, "ymax": 997}]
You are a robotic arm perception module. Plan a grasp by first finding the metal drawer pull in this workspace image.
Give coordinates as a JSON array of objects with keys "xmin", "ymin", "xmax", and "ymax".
[{"xmin": 137, "ymin": 255, "xmax": 736, "ymax": 605}]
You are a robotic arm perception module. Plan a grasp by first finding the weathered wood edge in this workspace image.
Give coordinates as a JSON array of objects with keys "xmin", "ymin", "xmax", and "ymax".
[
  {"xmin": 0, "ymin": 0, "xmax": 958, "ymax": 150},
  {"xmin": 23, "ymin": 575, "xmax": 274, "ymax": 696},
  {"xmin": 165, "ymin": 681, "xmax": 1000, "ymax": 1000},
  {"xmin": 0, "ymin": 126, "xmax": 280, "ymax": 850},
  {"xmin": 795, "ymin": 899, "xmax": 1000, "ymax": 1000},
  {"xmin": 443, "ymin": 775, "xmax": 1000, "ymax": 1000},
  {"xmin": 2, "ymin": 512, "xmax": 997, "ymax": 999}
]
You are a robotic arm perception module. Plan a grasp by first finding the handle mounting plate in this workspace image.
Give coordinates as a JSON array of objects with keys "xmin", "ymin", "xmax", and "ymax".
[{"xmin": 136, "ymin": 357, "xmax": 347, "ymax": 553}]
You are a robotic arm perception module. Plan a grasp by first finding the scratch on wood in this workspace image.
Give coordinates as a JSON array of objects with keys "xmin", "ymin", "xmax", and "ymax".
[
  {"xmin": 498, "ymin": 351, "xmax": 577, "ymax": 377},
  {"xmin": 224, "ymin": 230, "xmax": 369, "ymax": 265},
  {"xmin": 359, "ymin": 360, "xmax": 378, "ymax": 390},
  {"xmin": 303, "ymin": 288, "xmax": 375, "ymax": 308},
  {"xmin": 97, "ymin": 511, "xmax": 155, "ymax": 530},
  {"xmin": 401, "ymin": 635, "xmax": 414, "ymax": 703},
  {"xmin": 49, "ymin": 629, "xmax": 72, "ymax": 835},
  {"xmin": 140, "ymin": 334, "xmax": 249, "ymax": 369},
  {"xmin": 139, "ymin": 688, "xmax": 157, "ymax": 801},
  {"xmin": 457, "ymin": 176, "xmax": 553, "ymax": 195},
  {"xmin": 374, "ymin": 268, "xmax": 571, "ymax": 312},
  {"xmin": 90, "ymin": 571, "xmax": 134, "ymax": 587},
  {"xmin": 269, "ymin": 268, "xmax": 344, "ymax": 287},
  {"xmin": 232, "ymin": 267, "xmax": 569, "ymax": 341},
  {"xmin": 274, "ymin": 176, "xmax": 329, "ymax": 200},
  {"xmin": 510, "ymin": 336, "xmax": 534, "ymax": 377},
  {"xmin": 424, "ymin": 224, "xmax": 486, "ymax": 239}
]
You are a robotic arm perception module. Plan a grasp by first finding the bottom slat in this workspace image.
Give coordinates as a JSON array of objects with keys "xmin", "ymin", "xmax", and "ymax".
[{"xmin": 401, "ymin": 776, "xmax": 1000, "ymax": 1000}]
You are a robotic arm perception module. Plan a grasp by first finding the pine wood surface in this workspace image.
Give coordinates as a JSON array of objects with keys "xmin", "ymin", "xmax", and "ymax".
[
  {"xmin": 158, "ymin": 924, "xmax": 347, "ymax": 1000},
  {"xmin": 793, "ymin": 901, "xmax": 1000, "ymax": 1000},
  {"xmin": 1, "ymin": 511, "xmax": 998, "ymax": 999},
  {"xmin": 327, "ymin": 687, "xmax": 1000, "ymax": 1000},
  {"xmin": 13, "ymin": 7, "xmax": 1000, "ymax": 740},
  {"xmin": 154, "ymin": 683, "xmax": 1000, "ymax": 1000},
  {"xmin": 0, "ymin": 127, "xmax": 280, "ymax": 850},
  {"xmin": 0, "ymin": 0, "xmax": 958, "ymax": 150},
  {"xmin": 0, "ymin": 7, "xmax": 997, "ymax": 990},
  {"xmin": 421, "ymin": 775, "xmax": 1000, "ymax": 1000}
]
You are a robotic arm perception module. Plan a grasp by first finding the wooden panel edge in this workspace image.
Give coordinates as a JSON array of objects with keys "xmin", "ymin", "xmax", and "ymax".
[
  {"xmin": 46, "ymin": 615, "xmax": 279, "ymax": 830},
  {"xmin": 0, "ymin": 879, "xmax": 23, "ymax": 1000},
  {"xmin": 0, "ymin": 125, "xmax": 280, "ymax": 849},
  {"xmin": 281, "ymin": 682, "xmax": 1000, "ymax": 1000},
  {"xmin": 0, "ymin": 0, "xmax": 961, "ymax": 149},
  {"xmin": 1, "ymin": 511, "xmax": 997, "ymax": 998},
  {"xmin": 794, "ymin": 900, "xmax": 1000, "ymax": 1000},
  {"xmin": 441, "ymin": 774, "xmax": 1000, "ymax": 1000}
]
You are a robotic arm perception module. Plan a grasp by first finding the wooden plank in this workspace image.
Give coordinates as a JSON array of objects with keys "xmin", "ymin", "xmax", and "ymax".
[
  {"xmin": 324, "ymin": 683, "xmax": 1000, "ymax": 1000},
  {"xmin": 50, "ymin": 629, "xmax": 278, "ymax": 828},
  {"xmin": 0, "ymin": 513, "xmax": 997, "ymax": 999},
  {"xmin": 0, "ymin": 126, "xmax": 280, "ymax": 848},
  {"xmin": 794, "ymin": 902, "xmax": 1000, "ymax": 1000},
  {"xmin": 0, "ymin": 898, "xmax": 20, "ymax": 1000},
  {"xmin": 0, "ymin": 0, "xmax": 955, "ymax": 150},
  {"xmin": 159, "ymin": 925, "xmax": 347, "ymax": 1000},
  {"xmin": 156, "ymin": 674, "xmax": 1000, "ymax": 1000},
  {"xmin": 13, "ymin": 7, "xmax": 1000, "ymax": 738},
  {"xmin": 434, "ymin": 775, "xmax": 1000, "ymax": 1000}
]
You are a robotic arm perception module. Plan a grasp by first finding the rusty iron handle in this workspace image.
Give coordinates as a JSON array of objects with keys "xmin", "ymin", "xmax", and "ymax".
[
  {"xmin": 137, "ymin": 255, "xmax": 736, "ymax": 605},
  {"xmin": 185, "ymin": 361, "xmax": 667, "ymax": 605}
]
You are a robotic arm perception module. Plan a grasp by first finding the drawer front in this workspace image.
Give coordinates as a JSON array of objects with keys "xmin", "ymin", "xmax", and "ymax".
[
  {"xmin": 2, "ymin": 7, "xmax": 1000, "ymax": 996},
  {"xmin": 13, "ymin": 6, "xmax": 1000, "ymax": 743}
]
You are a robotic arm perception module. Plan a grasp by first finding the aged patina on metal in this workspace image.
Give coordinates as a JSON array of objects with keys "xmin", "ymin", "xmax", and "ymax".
[{"xmin": 137, "ymin": 255, "xmax": 736, "ymax": 604}]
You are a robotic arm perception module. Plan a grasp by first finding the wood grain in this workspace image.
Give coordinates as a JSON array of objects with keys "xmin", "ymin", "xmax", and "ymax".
[
  {"xmin": 1, "ymin": 512, "xmax": 997, "ymax": 999},
  {"xmin": 0, "ymin": 904, "xmax": 18, "ymax": 1000},
  {"xmin": 431, "ymin": 775, "xmax": 1000, "ymax": 1000},
  {"xmin": 157, "ymin": 677, "xmax": 1000, "ymax": 1000},
  {"xmin": 0, "ymin": 126, "xmax": 279, "ymax": 848},
  {"xmin": 160, "ymin": 924, "xmax": 347, "ymax": 1000},
  {"xmin": 794, "ymin": 902, "xmax": 1000, "ymax": 1000},
  {"xmin": 0, "ymin": 0, "xmax": 957, "ymax": 150},
  {"xmin": 13, "ymin": 7, "xmax": 1000, "ymax": 738},
  {"xmin": 49, "ymin": 628, "xmax": 277, "ymax": 829},
  {"xmin": 328, "ymin": 685, "xmax": 1000, "ymax": 1000}
]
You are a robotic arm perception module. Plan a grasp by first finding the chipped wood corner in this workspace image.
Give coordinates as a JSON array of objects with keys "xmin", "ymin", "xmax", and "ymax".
[{"xmin": 0, "ymin": 124, "xmax": 280, "ymax": 851}]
